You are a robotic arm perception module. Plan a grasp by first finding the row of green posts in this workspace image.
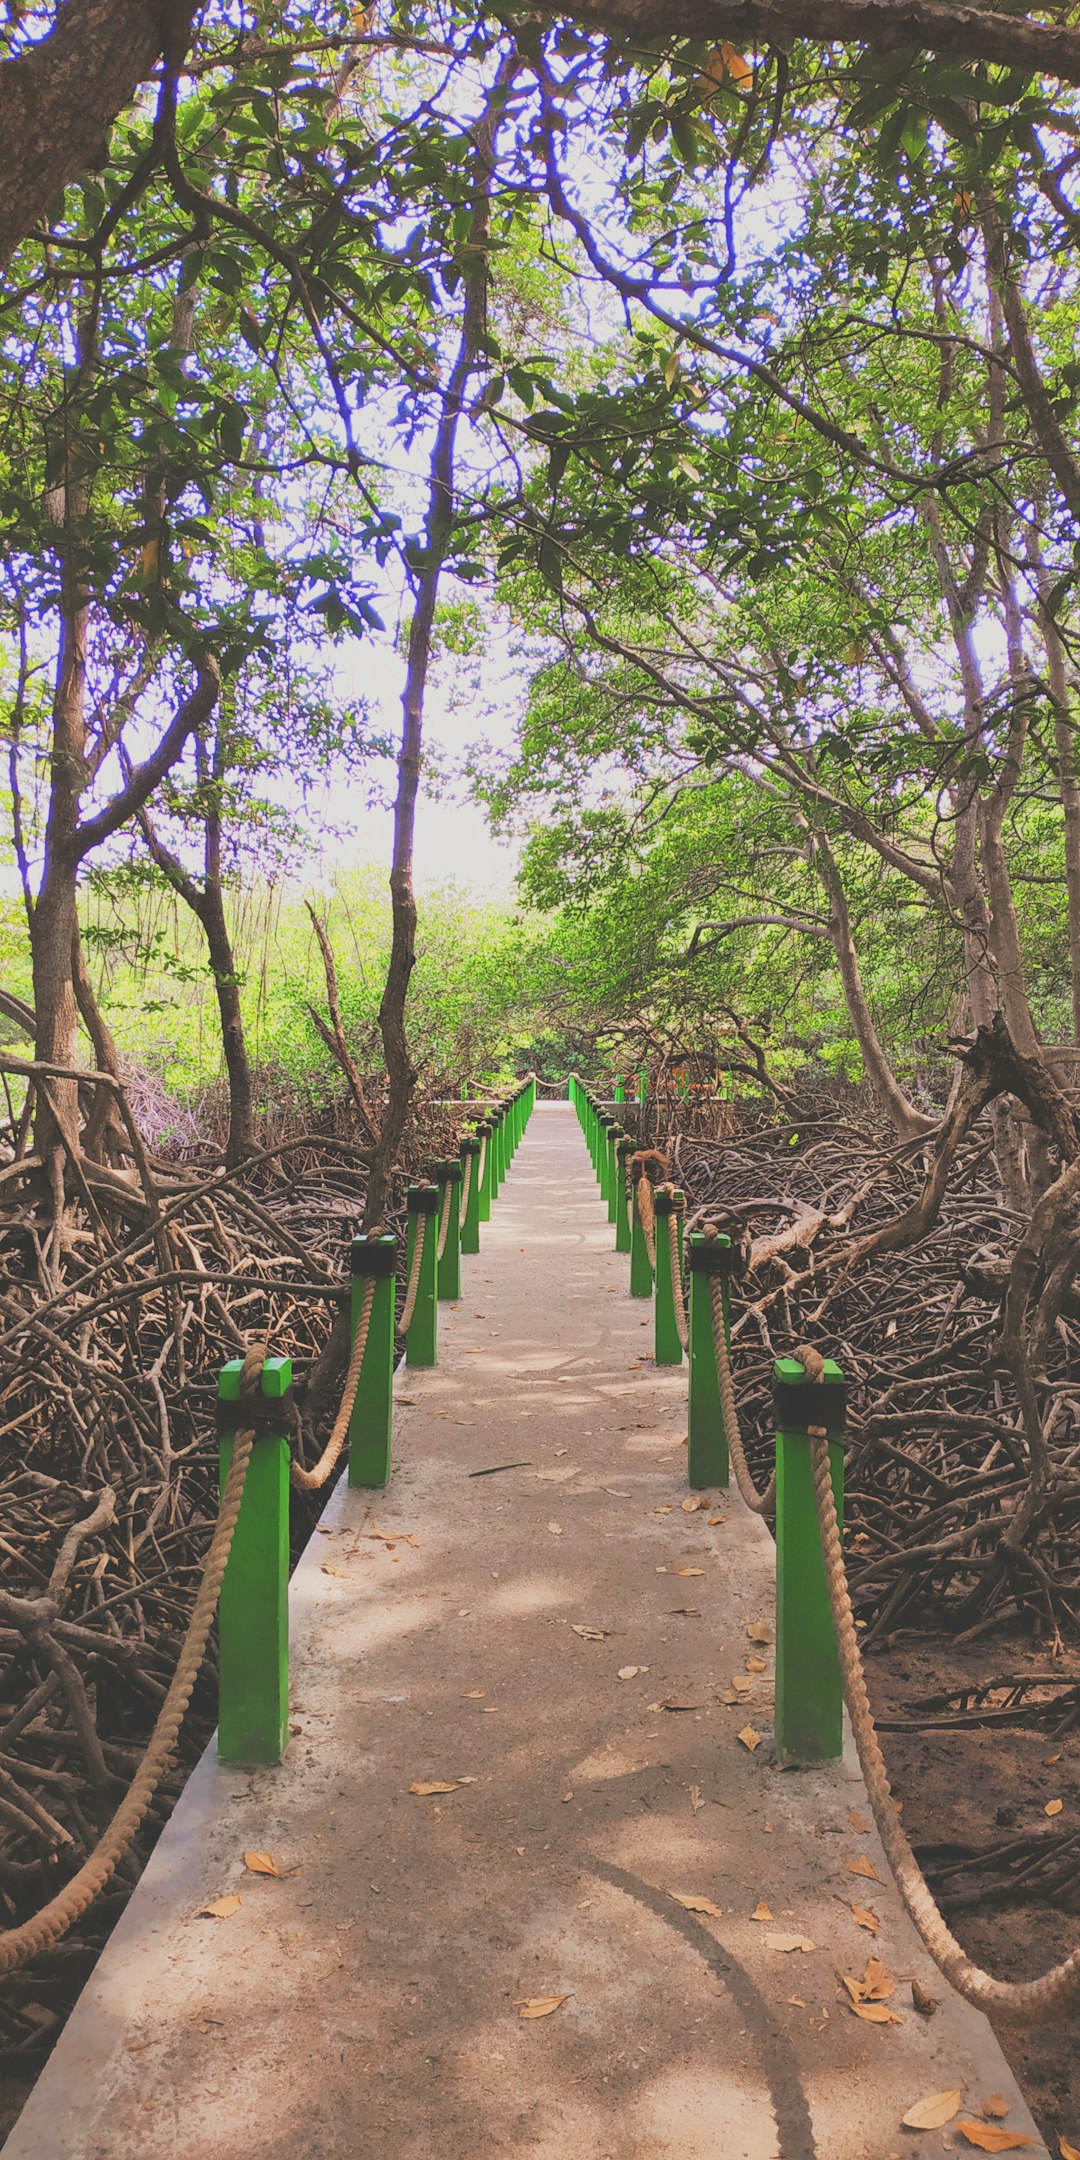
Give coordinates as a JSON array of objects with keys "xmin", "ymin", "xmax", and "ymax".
[
  {"xmin": 569, "ymin": 1074, "xmax": 847, "ymax": 1768},
  {"xmin": 216, "ymin": 1074, "xmax": 537, "ymax": 1765}
]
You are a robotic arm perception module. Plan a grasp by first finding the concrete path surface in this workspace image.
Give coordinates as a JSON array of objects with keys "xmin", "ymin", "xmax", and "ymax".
[{"xmin": 3, "ymin": 1104, "xmax": 1048, "ymax": 2160}]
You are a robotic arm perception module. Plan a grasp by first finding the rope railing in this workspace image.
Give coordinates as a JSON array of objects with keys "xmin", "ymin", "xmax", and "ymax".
[
  {"xmin": 801, "ymin": 1377, "xmax": 1080, "ymax": 2019},
  {"xmin": 458, "ymin": 1148, "xmax": 473, "ymax": 1230},
  {"xmin": 397, "ymin": 1202, "xmax": 429, "ymax": 1339},
  {"xmin": 634, "ymin": 1164, "xmax": 657, "ymax": 1269},
  {"xmin": 0, "ymin": 1348, "xmax": 262, "ymax": 1976},
  {"xmin": 290, "ymin": 1278, "xmax": 375, "ymax": 1493},
  {"xmin": 436, "ymin": 1180, "xmax": 453, "ymax": 1262},
  {"xmin": 708, "ymin": 1274, "xmax": 777, "ymax": 1516},
  {"xmin": 666, "ymin": 1203, "xmax": 689, "ymax": 1353}
]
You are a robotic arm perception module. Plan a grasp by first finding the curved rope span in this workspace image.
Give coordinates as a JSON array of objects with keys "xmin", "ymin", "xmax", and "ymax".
[
  {"xmin": 397, "ymin": 1208, "xmax": 428, "ymax": 1338},
  {"xmin": 290, "ymin": 1276, "xmax": 375, "ymax": 1493},
  {"xmin": 666, "ymin": 1206, "xmax": 689, "ymax": 1352},
  {"xmin": 708, "ymin": 1277, "xmax": 776, "ymax": 1516},
  {"xmin": 0, "ymin": 1363, "xmax": 260, "ymax": 1975},
  {"xmin": 809, "ymin": 1427, "xmax": 1080, "ymax": 2017},
  {"xmin": 436, "ymin": 1181, "xmax": 452, "ymax": 1262},
  {"xmin": 634, "ymin": 1173, "xmax": 657, "ymax": 1269},
  {"xmin": 458, "ymin": 1151, "xmax": 472, "ymax": 1231}
]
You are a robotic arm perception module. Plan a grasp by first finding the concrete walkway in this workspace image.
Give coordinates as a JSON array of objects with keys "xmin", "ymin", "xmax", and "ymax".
[{"xmin": 3, "ymin": 1105, "xmax": 1047, "ymax": 2159}]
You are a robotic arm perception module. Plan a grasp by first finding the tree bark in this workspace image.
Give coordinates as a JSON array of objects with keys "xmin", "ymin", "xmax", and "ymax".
[
  {"xmin": 365, "ymin": 62, "xmax": 516, "ymax": 1226},
  {"xmin": 810, "ymin": 831, "xmax": 934, "ymax": 1140},
  {"xmin": 0, "ymin": 0, "xmax": 174, "ymax": 272}
]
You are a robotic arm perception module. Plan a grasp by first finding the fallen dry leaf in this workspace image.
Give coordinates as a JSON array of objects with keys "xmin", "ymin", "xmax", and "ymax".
[
  {"xmin": 655, "ymin": 1505, "xmax": 674, "ymax": 1514},
  {"xmin": 657, "ymin": 1697, "xmax": 700, "ymax": 1712},
  {"xmin": 201, "ymin": 1894, "xmax": 242, "ymax": 1919},
  {"xmin": 751, "ymin": 1900, "xmax": 773, "ymax": 1922},
  {"xmin": 1045, "ymin": 1798, "xmax": 1064, "ymax": 1817},
  {"xmin": 1059, "ymin": 2139, "xmax": 1080, "ymax": 2160},
  {"xmin": 707, "ymin": 1513, "xmax": 728, "ymax": 1525},
  {"xmin": 547, "ymin": 1522, "xmax": 563, "ymax": 1536},
  {"xmin": 982, "ymin": 2098, "xmax": 1009, "ymax": 2120},
  {"xmin": 682, "ymin": 1496, "xmax": 707, "ymax": 1512},
  {"xmin": 850, "ymin": 2000, "xmax": 904, "ymax": 2025},
  {"xmin": 409, "ymin": 1780, "xmax": 459, "ymax": 1796},
  {"xmin": 670, "ymin": 1891, "xmax": 723, "ymax": 1918},
  {"xmin": 405, "ymin": 1534, "xmax": 421, "ymax": 1549},
  {"xmin": 689, "ymin": 1783, "xmax": 704, "ymax": 1813},
  {"xmin": 737, "ymin": 1725, "xmax": 762, "ymax": 1752},
  {"xmin": 747, "ymin": 1622, "xmax": 773, "ymax": 1644},
  {"xmin": 368, "ymin": 1528, "xmax": 402, "ymax": 1544},
  {"xmin": 848, "ymin": 1809, "xmax": 871, "ymax": 1832},
  {"xmin": 901, "ymin": 2091, "xmax": 963, "ymax": 2131},
  {"xmin": 676, "ymin": 1567, "xmax": 705, "ymax": 1577},
  {"xmin": 1045, "ymin": 1752, "xmax": 1062, "ymax": 1767},
  {"xmin": 764, "ymin": 1931, "xmax": 816, "ymax": 1954},
  {"xmin": 746, "ymin": 1656, "xmax": 767, "ymax": 1673},
  {"xmin": 851, "ymin": 1904, "xmax": 879, "ymax": 1935},
  {"xmin": 862, "ymin": 1956, "xmax": 895, "ymax": 2000},
  {"xmin": 911, "ymin": 1977, "xmax": 938, "ymax": 2015},
  {"xmin": 668, "ymin": 1606, "xmax": 701, "ymax": 1617},
  {"xmin": 243, "ymin": 1851, "xmax": 280, "ymax": 1878},
  {"xmin": 321, "ymin": 1563, "xmax": 348, "ymax": 1577},
  {"xmin": 845, "ymin": 1855, "xmax": 879, "ymax": 1881},
  {"xmin": 571, "ymin": 1624, "xmax": 607, "ymax": 1641},
  {"xmin": 617, "ymin": 1665, "xmax": 640, "ymax": 1680},
  {"xmin": 954, "ymin": 2123, "xmax": 1035, "ymax": 2152},
  {"xmin": 518, "ymin": 1995, "xmax": 569, "ymax": 2020}
]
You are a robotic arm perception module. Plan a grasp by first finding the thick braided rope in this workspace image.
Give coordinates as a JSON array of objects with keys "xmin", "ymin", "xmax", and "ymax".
[
  {"xmin": 436, "ymin": 1181, "xmax": 452, "ymax": 1262},
  {"xmin": 477, "ymin": 1132, "xmax": 488, "ymax": 1194},
  {"xmin": 0, "ymin": 1355, "xmax": 261, "ymax": 1976},
  {"xmin": 290, "ymin": 1277, "xmax": 375, "ymax": 1493},
  {"xmin": 397, "ymin": 1208, "xmax": 428, "ymax": 1338},
  {"xmin": 809, "ymin": 1427, "xmax": 1080, "ymax": 2017},
  {"xmin": 708, "ymin": 1278, "xmax": 776, "ymax": 1516},
  {"xmin": 666, "ymin": 1207, "xmax": 689, "ymax": 1352},
  {"xmin": 635, "ymin": 1173, "xmax": 657, "ymax": 1269},
  {"xmin": 458, "ymin": 1151, "xmax": 472, "ymax": 1231}
]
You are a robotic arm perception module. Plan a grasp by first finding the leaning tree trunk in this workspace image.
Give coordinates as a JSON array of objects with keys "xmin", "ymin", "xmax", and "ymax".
[
  {"xmin": 364, "ymin": 64, "xmax": 515, "ymax": 1226},
  {"xmin": 811, "ymin": 831, "xmax": 934, "ymax": 1141}
]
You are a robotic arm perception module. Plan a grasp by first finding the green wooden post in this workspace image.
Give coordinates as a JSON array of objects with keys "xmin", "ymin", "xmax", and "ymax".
[
  {"xmin": 614, "ymin": 1077, "xmax": 625, "ymax": 1103},
  {"xmin": 774, "ymin": 1357, "xmax": 847, "ymax": 1764},
  {"xmin": 630, "ymin": 1158, "xmax": 655, "ymax": 1298},
  {"xmin": 217, "ymin": 1355, "xmax": 291, "ymax": 1766},
  {"xmin": 688, "ymin": 1233, "xmax": 730, "ymax": 1489},
  {"xmin": 460, "ymin": 1135, "xmax": 481, "ymax": 1255},
  {"xmin": 492, "ymin": 1108, "xmax": 505, "ymax": 1195},
  {"xmin": 594, "ymin": 1115, "xmax": 610, "ymax": 1209},
  {"xmin": 605, "ymin": 1123, "xmax": 622, "ymax": 1225},
  {"xmin": 477, "ymin": 1119, "xmax": 494, "ymax": 1224},
  {"xmin": 435, "ymin": 1158, "xmax": 462, "ymax": 1301},
  {"xmin": 348, "ymin": 1233, "xmax": 397, "ymax": 1487},
  {"xmin": 614, "ymin": 1136, "xmax": 633, "ymax": 1253},
  {"xmin": 653, "ymin": 1187, "xmax": 684, "ymax": 1366},
  {"xmin": 405, "ymin": 1184, "xmax": 439, "ymax": 1367}
]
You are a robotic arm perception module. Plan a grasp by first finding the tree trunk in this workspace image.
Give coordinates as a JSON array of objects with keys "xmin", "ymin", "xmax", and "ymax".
[
  {"xmin": 365, "ymin": 64, "xmax": 516, "ymax": 1226},
  {"xmin": 31, "ymin": 608, "xmax": 88, "ymax": 1152},
  {"xmin": 811, "ymin": 831, "xmax": 934, "ymax": 1139}
]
